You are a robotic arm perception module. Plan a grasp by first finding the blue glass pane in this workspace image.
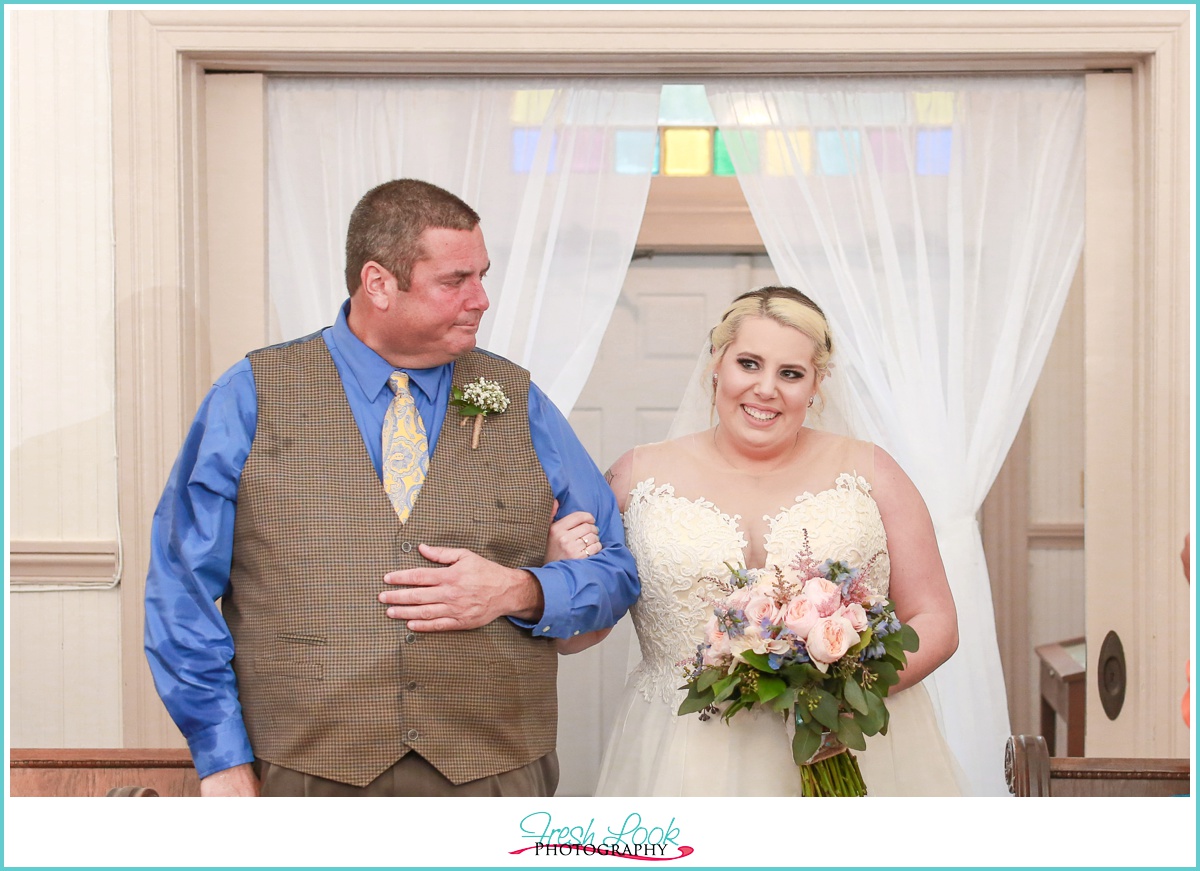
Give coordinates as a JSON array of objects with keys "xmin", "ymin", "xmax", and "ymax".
[
  {"xmin": 512, "ymin": 128, "xmax": 558, "ymax": 173},
  {"xmin": 614, "ymin": 129, "xmax": 659, "ymax": 175},
  {"xmin": 816, "ymin": 129, "xmax": 861, "ymax": 176},
  {"xmin": 916, "ymin": 128, "xmax": 953, "ymax": 175}
]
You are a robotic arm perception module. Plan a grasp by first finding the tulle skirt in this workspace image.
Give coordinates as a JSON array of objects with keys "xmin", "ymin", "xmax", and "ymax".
[{"xmin": 595, "ymin": 679, "xmax": 965, "ymax": 797}]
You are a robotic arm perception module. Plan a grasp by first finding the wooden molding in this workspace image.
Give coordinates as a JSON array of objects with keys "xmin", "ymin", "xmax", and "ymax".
[
  {"xmin": 982, "ymin": 412, "xmax": 1031, "ymax": 735},
  {"xmin": 1027, "ymin": 522, "xmax": 1085, "ymax": 549},
  {"xmin": 637, "ymin": 176, "xmax": 764, "ymax": 254},
  {"xmin": 9, "ymin": 541, "xmax": 119, "ymax": 588},
  {"xmin": 10, "ymin": 748, "xmax": 194, "ymax": 769}
]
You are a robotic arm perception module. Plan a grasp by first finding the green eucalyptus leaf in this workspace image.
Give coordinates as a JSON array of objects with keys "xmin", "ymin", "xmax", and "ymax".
[
  {"xmin": 782, "ymin": 663, "xmax": 824, "ymax": 685},
  {"xmin": 836, "ymin": 714, "xmax": 867, "ymax": 751},
  {"xmin": 696, "ymin": 668, "xmax": 722, "ymax": 692},
  {"xmin": 868, "ymin": 660, "xmax": 899, "ymax": 689},
  {"xmin": 843, "ymin": 677, "xmax": 870, "ymax": 714},
  {"xmin": 677, "ymin": 686, "xmax": 714, "ymax": 716},
  {"xmin": 739, "ymin": 651, "xmax": 773, "ymax": 672},
  {"xmin": 767, "ymin": 687, "xmax": 798, "ymax": 712},
  {"xmin": 857, "ymin": 694, "xmax": 885, "ymax": 735},
  {"xmin": 713, "ymin": 675, "xmax": 741, "ymax": 703},
  {"xmin": 792, "ymin": 724, "xmax": 822, "ymax": 765},
  {"xmin": 896, "ymin": 624, "xmax": 920, "ymax": 652},
  {"xmin": 812, "ymin": 692, "xmax": 840, "ymax": 730},
  {"xmin": 756, "ymin": 675, "xmax": 787, "ymax": 703}
]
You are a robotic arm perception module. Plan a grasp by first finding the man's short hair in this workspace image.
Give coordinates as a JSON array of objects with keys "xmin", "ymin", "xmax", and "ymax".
[{"xmin": 344, "ymin": 179, "xmax": 481, "ymax": 294}]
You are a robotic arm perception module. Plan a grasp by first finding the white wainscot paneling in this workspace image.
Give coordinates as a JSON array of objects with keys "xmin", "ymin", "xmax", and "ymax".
[
  {"xmin": 10, "ymin": 8, "xmax": 117, "ymax": 542},
  {"xmin": 9, "ymin": 589, "xmax": 123, "ymax": 748},
  {"xmin": 1023, "ymin": 548, "xmax": 1085, "ymax": 744},
  {"xmin": 1029, "ymin": 272, "xmax": 1084, "ymax": 526}
]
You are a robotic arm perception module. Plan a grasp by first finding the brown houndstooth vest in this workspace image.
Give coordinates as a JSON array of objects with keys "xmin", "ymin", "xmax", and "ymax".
[{"xmin": 227, "ymin": 336, "xmax": 556, "ymax": 787}]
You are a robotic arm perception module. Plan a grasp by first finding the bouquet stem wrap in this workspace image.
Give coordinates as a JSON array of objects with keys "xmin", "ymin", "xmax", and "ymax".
[{"xmin": 798, "ymin": 731, "xmax": 867, "ymax": 797}]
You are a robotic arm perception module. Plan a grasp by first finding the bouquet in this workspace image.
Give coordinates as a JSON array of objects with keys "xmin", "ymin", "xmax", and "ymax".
[{"xmin": 678, "ymin": 538, "xmax": 918, "ymax": 796}]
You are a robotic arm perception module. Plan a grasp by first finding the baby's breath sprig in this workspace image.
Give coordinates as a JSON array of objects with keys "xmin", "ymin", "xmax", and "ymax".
[{"xmin": 450, "ymin": 377, "xmax": 511, "ymax": 449}]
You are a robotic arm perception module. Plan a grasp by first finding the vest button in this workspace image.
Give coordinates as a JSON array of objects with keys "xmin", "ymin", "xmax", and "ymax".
[
  {"xmin": 407, "ymin": 681, "xmax": 418, "ymax": 691},
  {"xmin": 406, "ymin": 729, "xmax": 419, "ymax": 741},
  {"xmin": 400, "ymin": 541, "xmax": 413, "ymax": 554},
  {"xmin": 405, "ymin": 633, "xmax": 416, "ymax": 643}
]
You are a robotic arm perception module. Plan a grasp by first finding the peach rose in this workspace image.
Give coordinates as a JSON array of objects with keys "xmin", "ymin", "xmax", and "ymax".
[
  {"xmin": 781, "ymin": 595, "xmax": 821, "ymax": 639},
  {"xmin": 803, "ymin": 578, "xmax": 843, "ymax": 617},
  {"xmin": 836, "ymin": 603, "xmax": 869, "ymax": 632},
  {"xmin": 742, "ymin": 589, "xmax": 780, "ymax": 631},
  {"xmin": 702, "ymin": 615, "xmax": 731, "ymax": 666},
  {"xmin": 806, "ymin": 616, "xmax": 860, "ymax": 669}
]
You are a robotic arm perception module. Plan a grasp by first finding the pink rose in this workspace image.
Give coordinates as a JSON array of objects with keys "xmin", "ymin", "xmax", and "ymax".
[
  {"xmin": 702, "ymin": 615, "xmax": 731, "ymax": 666},
  {"xmin": 781, "ymin": 595, "xmax": 820, "ymax": 639},
  {"xmin": 725, "ymin": 585, "xmax": 750, "ymax": 607},
  {"xmin": 803, "ymin": 578, "xmax": 843, "ymax": 617},
  {"xmin": 836, "ymin": 603, "xmax": 869, "ymax": 632},
  {"xmin": 806, "ymin": 616, "xmax": 860, "ymax": 669},
  {"xmin": 741, "ymin": 590, "xmax": 779, "ymax": 630}
]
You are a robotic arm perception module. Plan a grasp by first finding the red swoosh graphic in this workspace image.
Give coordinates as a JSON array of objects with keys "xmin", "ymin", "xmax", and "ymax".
[{"xmin": 509, "ymin": 844, "xmax": 694, "ymax": 861}]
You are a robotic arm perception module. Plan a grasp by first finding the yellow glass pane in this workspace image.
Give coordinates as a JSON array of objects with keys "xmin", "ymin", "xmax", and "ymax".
[
  {"xmin": 914, "ymin": 91, "xmax": 955, "ymax": 125},
  {"xmin": 661, "ymin": 127, "xmax": 712, "ymax": 176},
  {"xmin": 765, "ymin": 130, "xmax": 812, "ymax": 176},
  {"xmin": 511, "ymin": 90, "xmax": 555, "ymax": 125}
]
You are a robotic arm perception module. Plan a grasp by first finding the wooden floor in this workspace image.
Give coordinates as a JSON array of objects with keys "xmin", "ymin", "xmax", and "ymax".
[{"xmin": 10, "ymin": 748, "xmax": 201, "ymax": 797}]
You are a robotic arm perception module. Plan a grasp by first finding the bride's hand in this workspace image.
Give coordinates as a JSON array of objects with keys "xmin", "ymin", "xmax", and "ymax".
[{"xmin": 546, "ymin": 504, "xmax": 602, "ymax": 562}]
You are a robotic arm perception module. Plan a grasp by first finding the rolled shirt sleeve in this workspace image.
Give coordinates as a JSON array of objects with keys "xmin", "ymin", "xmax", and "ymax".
[{"xmin": 516, "ymin": 383, "xmax": 640, "ymax": 639}]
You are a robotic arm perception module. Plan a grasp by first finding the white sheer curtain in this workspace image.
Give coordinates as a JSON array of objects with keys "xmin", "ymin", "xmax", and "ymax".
[
  {"xmin": 266, "ymin": 77, "xmax": 661, "ymax": 412},
  {"xmin": 707, "ymin": 76, "xmax": 1085, "ymax": 795}
]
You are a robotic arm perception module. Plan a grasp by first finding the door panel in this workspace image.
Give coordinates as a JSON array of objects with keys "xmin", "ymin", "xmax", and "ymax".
[{"xmin": 555, "ymin": 253, "xmax": 777, "ymax": 795}]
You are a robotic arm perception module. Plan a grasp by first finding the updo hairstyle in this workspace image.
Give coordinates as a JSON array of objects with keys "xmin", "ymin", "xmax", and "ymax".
[{"xmin": 707, "ymin": 286, "xmax": 834, "ymax": 388}]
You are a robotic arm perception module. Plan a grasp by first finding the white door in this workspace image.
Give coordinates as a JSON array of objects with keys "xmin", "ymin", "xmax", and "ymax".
[{"xmin": 555, "ymin": 252, "xmax": 778, "ymax": 796}]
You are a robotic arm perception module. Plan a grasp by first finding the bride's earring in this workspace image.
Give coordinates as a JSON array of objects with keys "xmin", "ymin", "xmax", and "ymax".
[{"xmin": 807, "ymin": 397, "xmax": 814, "ymax": 408}]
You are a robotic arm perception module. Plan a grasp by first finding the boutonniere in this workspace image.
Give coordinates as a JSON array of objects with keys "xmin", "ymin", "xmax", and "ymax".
[{"xmin": 450, "ymin": 377, "xmax": 511, "ymax": 449}]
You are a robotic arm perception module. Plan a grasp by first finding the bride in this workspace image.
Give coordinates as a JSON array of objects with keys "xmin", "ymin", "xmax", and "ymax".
[{"xmin": 551, "ymin": 286, "xmax": 964, "ymax": 796}]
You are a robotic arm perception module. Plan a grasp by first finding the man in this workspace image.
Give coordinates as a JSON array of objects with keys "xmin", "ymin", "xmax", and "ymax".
[{"xmin": 144, "ymin": 179, "xmax": 638, "ymax": 797}]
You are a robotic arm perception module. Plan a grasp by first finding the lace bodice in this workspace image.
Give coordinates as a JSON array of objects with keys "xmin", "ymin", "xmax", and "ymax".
[{"xmin": 623, "ymin": 472, "xmax": 891, "ymax": 704}]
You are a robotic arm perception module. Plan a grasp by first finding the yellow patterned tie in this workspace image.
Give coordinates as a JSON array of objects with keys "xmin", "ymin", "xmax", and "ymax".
[{"xmin": 381, "ymin": 372, "xmax": 429, "ymax": 523}]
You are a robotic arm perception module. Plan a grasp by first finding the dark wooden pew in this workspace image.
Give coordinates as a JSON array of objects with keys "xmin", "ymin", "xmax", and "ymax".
[
  {"xmin": 10, "ymin": 748, "xmax": 200, "ymax": 797},
  {"xmin": 1005, "ymin": 734, "xmax": 1190, "ymax": 797}
]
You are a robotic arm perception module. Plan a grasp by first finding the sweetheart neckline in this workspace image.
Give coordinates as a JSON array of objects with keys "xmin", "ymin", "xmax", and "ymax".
[{"xmin": 626, "ymin": 474, "xmax": 873, "ymax": 571}]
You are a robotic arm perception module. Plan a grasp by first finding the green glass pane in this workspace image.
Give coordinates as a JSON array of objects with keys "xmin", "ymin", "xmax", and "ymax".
[
  {"xmin": 658, "ymin": 84, "xmax": 715, "ymax": 126},
  {"xmin": 714, "ymin": 129, "xmax": 759, "ymax": 175}
]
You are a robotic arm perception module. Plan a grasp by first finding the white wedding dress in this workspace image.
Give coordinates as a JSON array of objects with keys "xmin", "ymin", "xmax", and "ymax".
[{"xmin": 595, "ymin": 430, "xmax": 965, "ymax": 796}]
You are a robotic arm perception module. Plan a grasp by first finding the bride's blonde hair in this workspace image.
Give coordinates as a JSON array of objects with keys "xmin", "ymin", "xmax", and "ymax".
[{"xmin": 708, "ymin": 286, "xmax": 834, "ymax": 390}]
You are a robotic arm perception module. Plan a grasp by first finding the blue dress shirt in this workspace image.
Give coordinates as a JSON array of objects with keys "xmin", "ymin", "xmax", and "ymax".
[{"xmin": 144, "ymin": 301, "xmax": 638, "ymax": 780}]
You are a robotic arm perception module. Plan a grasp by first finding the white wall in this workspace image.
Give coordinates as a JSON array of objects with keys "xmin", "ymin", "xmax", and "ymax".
[{"xmin": 7, "ymin": 9, "xmax": 122, "ymax": 747}]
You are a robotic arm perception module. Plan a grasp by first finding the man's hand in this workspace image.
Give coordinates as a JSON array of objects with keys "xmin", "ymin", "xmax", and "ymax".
[
  {"xmin": 379, "ymin": 544, "xmax": 545, "ymax": 631},
  {"xmin": 200, "ymin": 763, "xmax": 260, "ymax": 797}
]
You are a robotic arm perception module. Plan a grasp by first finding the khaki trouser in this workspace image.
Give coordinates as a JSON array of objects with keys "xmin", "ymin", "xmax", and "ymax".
[{"xmin": 254, "ymin": 751, "xmax": 559, "ymax": 797}]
